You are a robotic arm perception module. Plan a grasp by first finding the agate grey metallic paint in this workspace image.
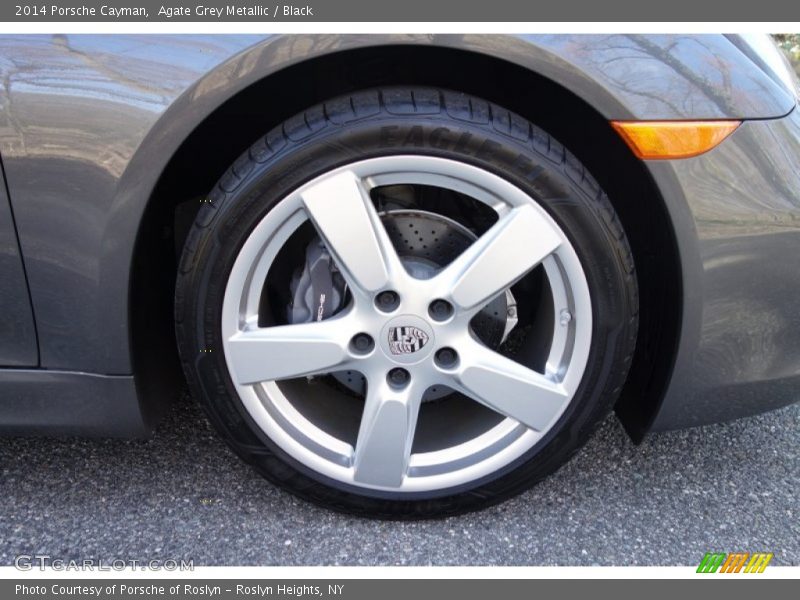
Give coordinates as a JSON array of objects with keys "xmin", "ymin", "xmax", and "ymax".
[
  {"xmin": 647, "ymin": 108, "xmax": 800, "ymax": 430},
  {"xmin": 0, "ymin": 34, "xmax": 798, "ymax": 434},
  {"xmin": 0, "ymin": 163, "xmax": 37, "ymax": 366},
  {"xmin": 0, "ymin": 370, "xmax": 142, "ymax": 435}
]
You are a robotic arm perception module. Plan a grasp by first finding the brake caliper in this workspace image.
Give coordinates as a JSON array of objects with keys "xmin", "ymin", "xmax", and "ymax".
[{"xmin": 286, "ymin": 239, "xmax": 347, "ymax": 324}]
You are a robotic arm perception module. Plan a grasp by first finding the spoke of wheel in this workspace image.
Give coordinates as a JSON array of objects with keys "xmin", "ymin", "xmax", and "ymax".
[
  {"xmin": 352, "ymin": 380, "xmax": 423, "ymax": 488},
  {"xmin": 301, "ymin": 170, "xmax": 404, "ymax": 294},
  {"xmin": 436, "ymin": 204, "xmax": 561, "ymax": 312},
  {"xmin": 455, "ymin": 341, "xmax": 570, "ymax": 431},
  {"xmin": 226, "ymin": 318, "xmax": 352, "ymax": 385}
]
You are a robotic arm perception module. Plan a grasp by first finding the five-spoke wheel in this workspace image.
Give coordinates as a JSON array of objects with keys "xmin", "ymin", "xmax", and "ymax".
[
  {"xmin": 176, "ymin": 88, "xmax": 637, "ymax": 516},
  {"xmin": 222, "ymin": 157, "xmax": 591, "ymax": 492}
]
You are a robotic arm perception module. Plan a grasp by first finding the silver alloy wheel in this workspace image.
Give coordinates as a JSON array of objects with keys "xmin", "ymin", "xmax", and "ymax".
[{"xmin": 221, "ymin": 155, "xmax": 592, "ymax": 493}]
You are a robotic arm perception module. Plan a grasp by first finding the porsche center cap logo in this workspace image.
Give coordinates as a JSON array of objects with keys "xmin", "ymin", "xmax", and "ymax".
[{"xmin": 388, "ymin": 326, "xmax": 430, "ymax": 355}]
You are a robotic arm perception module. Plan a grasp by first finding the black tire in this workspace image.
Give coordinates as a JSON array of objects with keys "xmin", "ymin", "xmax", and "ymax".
[{"xmin": 175, "ymin": 87, "xmax": 638, "ymax": 518}]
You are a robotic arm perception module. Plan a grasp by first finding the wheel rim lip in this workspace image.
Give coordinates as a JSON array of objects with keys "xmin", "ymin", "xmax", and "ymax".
[{"xmin": 221, "ymin": 155, "xmax": 592, "ymax": 494}]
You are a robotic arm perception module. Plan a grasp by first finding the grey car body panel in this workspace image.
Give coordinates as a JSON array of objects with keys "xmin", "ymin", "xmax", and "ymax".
[
  {"xmin": 0, "ymin": 370, "xmax": 145, "ymax": 436},
  {"xmin": 647, "ymin": 106, "xmax": 800, "ymax": 429},
  {"xmin": 0, "ymin": 33, "xmax": 797, "ymax": 434},
  {"xmin": 0, "ymin": 161, "xmax": 37, "ymax": 366}
]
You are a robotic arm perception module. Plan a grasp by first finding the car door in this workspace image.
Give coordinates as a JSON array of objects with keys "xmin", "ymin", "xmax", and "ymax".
[{"xmin": 0, "ymin": 162, "xmax": 37, "ymax": 366}]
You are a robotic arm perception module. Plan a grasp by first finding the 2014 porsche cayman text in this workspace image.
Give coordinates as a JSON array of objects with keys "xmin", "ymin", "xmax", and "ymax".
[{"xmin": 15, "ymin": 5, "xmax": 149, "ymax": 18}]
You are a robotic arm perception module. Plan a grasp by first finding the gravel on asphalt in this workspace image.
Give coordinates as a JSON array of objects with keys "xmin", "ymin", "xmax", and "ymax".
[{"xmin": 1, "ymin": 392, "xmax": 797, "ymax": 566}]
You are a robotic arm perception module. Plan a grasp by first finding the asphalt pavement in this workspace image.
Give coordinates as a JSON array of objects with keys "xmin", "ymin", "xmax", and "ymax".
[{"xmin": 0, "ymin": 391, "xmax": 797, "ymax": 566}]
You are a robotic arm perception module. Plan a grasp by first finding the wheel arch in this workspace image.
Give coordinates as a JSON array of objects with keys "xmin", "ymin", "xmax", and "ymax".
[{"xmin": 128, "ymin": 40, "xmax": 683, "ymax": 439}]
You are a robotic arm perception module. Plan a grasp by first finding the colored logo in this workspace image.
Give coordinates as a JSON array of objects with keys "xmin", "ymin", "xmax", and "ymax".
[
  {"xmin": 696, "ymin": 552, "xmax": 773, "ymax": 573},
  {"xmin": 388, "ymin": 326, "xmax": 429, "ymax": 355}
]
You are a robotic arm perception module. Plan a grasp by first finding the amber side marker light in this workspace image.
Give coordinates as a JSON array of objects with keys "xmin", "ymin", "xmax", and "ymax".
[{"xmin": 610, "ymin": 120, "xmax": 741, "ymax": 160}]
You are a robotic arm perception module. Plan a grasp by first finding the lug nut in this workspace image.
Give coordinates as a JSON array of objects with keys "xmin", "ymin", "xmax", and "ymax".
[
  {"xmin": 387, "ymin": 368, "xmax": 410, "ymax": 388},
  {"xmin": 350, "ymin": 333, "xmax": 374, "ymax": 354},
  {"xmin": 435, "ymin": 347, "xmax": 458, "ymax": 368},
  {"xmin": 375, "ymin": 290, "xmax": 400, "ymax": 312},
  {"xmin": 428, "ymin": 299, "xmax": 454, "ymax": 321}
]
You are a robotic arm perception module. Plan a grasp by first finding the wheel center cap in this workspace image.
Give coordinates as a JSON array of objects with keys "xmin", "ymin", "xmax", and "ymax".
[{"xmin": 380, "ymin": 315, "xmax": 435, "ymax": 364}]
